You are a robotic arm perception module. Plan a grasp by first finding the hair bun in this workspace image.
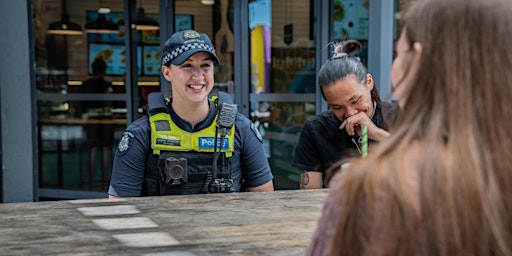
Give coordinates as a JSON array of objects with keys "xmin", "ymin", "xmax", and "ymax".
[{"xmin": 332, "ymin": 39, "xmax": 362, "ymax": 59}]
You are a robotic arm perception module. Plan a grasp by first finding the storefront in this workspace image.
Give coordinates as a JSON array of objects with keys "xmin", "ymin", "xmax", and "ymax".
[{"xmin": 0, "ymin": 0, "xmax": 399, "ymax": 202}]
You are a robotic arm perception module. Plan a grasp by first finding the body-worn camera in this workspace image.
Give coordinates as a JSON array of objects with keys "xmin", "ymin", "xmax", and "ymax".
[
  {"xmin": 208, "ymin": 178, "xmax": 235, "ymax": 193},
  {"xmin": 162, "ymin": 157, "xmax": 188, "ymax": 185}
]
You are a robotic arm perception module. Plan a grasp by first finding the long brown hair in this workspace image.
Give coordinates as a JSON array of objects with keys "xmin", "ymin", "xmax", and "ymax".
[{"xmin": 329, "ymin": 0, "xmax": 512, "ymax": 255}]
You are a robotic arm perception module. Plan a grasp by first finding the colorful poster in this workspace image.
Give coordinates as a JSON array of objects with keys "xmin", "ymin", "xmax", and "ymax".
[
  {"xmin": 86, "ymin": 11, "xmax": 125, "ymax": 43},
  {"xmin": 332, "ymin": 0, "xmax": 369, "ymax": 40},
  {"xmin": 175, "ymin": 15, "xmax": 194, "ymax": 32},
  {"xmin": 249, "ymin": 0, "xmax": 271, "ymax": 29},
  {"xmin": 142, "ymin": 45, "xmax": 161, "ymax": 76},
  {"xmin": 141, "ymin": 13, "xmax": 160, "ymax": 44},
  {"xmin": 88, "ymin": 43, "xmax": 141, "ymax": 76},
  {"xmin": 141, "ymin": 30, "xmax": 160, "ymax": 44}
]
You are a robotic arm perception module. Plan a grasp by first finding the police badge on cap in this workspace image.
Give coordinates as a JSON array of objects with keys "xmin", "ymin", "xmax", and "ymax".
[{"xmin": 183, "ymin": 30, "xmax": 200, "ymax": 39}]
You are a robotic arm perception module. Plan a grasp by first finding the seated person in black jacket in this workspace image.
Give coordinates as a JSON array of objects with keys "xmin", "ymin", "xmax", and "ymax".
[{"xmin": 292, "ymin": 40, "xmax": 399, "ymax": 189}]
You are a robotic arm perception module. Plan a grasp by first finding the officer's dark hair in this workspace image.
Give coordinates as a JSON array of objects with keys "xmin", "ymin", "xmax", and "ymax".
[{"xmin": 318, "ymin": 39, "xmax": 381, "ymax": 105}]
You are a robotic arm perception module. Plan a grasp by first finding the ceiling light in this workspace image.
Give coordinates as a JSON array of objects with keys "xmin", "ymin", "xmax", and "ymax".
[
  {"xmin": 85, "ymin": 0, "xmax": 118, "ymax": 34},
  {"xmin": 135, "ymin": 7, "xmax": 159, "ymax": 30},
  {"xmin": 47, "ymin": 0, "xmax": 83, "ymax": 35},
  {"xmin": 85, "ymin": 13, "xmax": 119, "ymax": 34},
  {"xmin": 201, "ymin": 0, "xmax": 215, "ymax": 5},
  {"xmin": 97, "ymin": 0, "xmax": 111, "ymax": 14},
  {"xmin": 98, "ymin": 7, "xmax": 111, "ymax": 14}
]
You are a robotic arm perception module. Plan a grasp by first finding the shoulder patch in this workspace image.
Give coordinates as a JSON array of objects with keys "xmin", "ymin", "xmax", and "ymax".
[
  {"xmin": 118, "ymin": 131, "xmax": 134, "ymax": 155},
  {"xmin": 251, "ymin": 123, "xmax": 263, "ymax": 143}
]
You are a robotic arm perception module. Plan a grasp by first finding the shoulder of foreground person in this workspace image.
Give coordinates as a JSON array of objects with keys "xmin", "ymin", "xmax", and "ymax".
[{"xmin": 306, "ymin": 169, "xmax": 348, "ymax": 255}]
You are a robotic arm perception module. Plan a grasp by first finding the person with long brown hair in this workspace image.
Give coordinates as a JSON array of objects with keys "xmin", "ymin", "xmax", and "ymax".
[{"xmin": 306, "ymin": 0, "xmax": 512, "ymax": 255}]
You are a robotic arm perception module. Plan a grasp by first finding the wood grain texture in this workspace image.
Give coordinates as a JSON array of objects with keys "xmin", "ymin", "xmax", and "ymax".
[{"xmin": 0, "ymin": 189, "xmax": 328, "ymax": 255}]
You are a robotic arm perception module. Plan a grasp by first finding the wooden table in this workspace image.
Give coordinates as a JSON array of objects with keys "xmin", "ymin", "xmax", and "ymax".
[{"xmin": 0, "ymin": 189, "xmax": 328, "ymax": 255}]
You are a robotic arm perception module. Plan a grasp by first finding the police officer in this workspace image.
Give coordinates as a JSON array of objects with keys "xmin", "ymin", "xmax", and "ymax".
[{"xmin": 108, "ymin": 30, "xmax": 274, "ymax": 197}]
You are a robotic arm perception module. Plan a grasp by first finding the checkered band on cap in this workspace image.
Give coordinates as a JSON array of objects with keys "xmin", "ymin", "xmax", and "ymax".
[{"xmin": 162, "ymin": 42, "xmax": 217, "ymax": 66}]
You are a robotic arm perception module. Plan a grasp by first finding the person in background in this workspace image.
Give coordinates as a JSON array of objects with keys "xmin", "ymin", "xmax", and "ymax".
[
  {"xmin": 307, "ymin": 0, "xmax": 512, "ymax": 255},
  {"xmin": 108, "ymin": 30, "xmax": 274, "ymax": 197},
  {"xmin": 292, "ymin": 40, "xmax": 399, "ymax": 189},
  {"xmin": 79, "ymin": 57, "xmax": 114, "ymax": 184},
  {"xmin": 80, "ymin": 57, "xmax": 113, "ymax": 96}
]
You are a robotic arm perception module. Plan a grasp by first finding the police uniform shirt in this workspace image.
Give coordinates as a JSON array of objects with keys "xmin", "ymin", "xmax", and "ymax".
[{"xmin": 108, "ymin": 99, "xmax": 273, "ymax": 197}]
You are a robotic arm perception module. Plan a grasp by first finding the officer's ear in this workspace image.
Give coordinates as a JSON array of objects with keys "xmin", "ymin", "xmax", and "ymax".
[{"xmin": 161, "ymin": 65, "xmax": 172, "ymax": 81}]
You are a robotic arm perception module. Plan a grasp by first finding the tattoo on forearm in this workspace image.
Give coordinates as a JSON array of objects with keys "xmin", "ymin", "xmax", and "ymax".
[{"xmin": 300, "ymin": 171, "xmax": 310, "ymax": 189}]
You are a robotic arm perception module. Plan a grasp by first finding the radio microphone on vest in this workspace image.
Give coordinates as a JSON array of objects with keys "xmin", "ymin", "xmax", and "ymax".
[
  {"xmin": 217, "ymin": 103, "xmax": 237, "ymax": 130},
  {"xmin": 206, "ymin": 102, "xmax": 238, "ymax": 194}
]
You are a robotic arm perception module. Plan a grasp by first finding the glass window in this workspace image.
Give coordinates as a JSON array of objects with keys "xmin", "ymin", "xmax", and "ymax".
[
  {"xmin": 248, "ymin": 0, "xmax": 315, "ymax": 189},
  {"xmin": 34, "ymin": 0, "xmax": 160, "ymax": 198},
  {"xmin": 330, "ymin": 0, "xmax": 369, "ymax": 65}
]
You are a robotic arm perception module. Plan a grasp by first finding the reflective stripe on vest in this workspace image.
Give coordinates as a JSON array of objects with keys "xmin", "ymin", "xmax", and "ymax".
[{"xmin": 150, "ymin": 112, "xmax": 235, "ymax": 157}]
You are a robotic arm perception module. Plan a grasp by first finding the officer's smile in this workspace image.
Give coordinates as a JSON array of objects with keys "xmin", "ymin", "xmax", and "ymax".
[{"xmin": 189, "ymin": 84, "xmax": 205, "ymax": 90}]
